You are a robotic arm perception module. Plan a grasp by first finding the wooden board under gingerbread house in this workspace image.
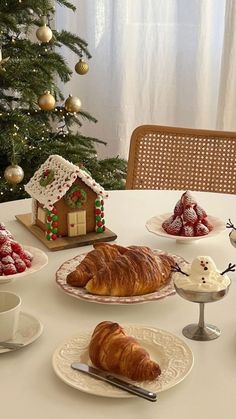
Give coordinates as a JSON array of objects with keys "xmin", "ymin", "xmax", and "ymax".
[
  {"xmin": 16, "ymin": 213, "xmax": 117, "ymax": 251},
  {"xmin": 17, "ymin": 155, "xmax": 117, "ymax": 251}
]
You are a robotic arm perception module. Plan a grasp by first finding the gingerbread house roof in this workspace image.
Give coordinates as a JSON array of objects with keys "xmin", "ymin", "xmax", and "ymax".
[{"xmin": 24, "ymin": 155, "xmax": 108, "ymax": 209}]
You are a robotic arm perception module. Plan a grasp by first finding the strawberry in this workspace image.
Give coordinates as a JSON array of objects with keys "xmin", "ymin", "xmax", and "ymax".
[
  {"xmin": 0, "ymin": 230, "xmax": 8, "ymax": 244},
  {"xmin": 202, "ymin": 218, "xmax": 213, "ymax": 232},
  {"xmin": 15, "ymin": 259, "xmax": 26, "ymax": 273},
  {"xmin": 10, "ymin": 241, "xmax": 23, "ymax": 254},
  {"xmin": 181, "ymin": 191, "xmax": 196, "ymax": 207},
  {"xmin": 181, "ymin": 224, "xmax": 195, "ymax": 236},
  {"xmin": 174, "ymin": 199, "xmax": 183, "ymax": 216},
  {"xmin": 195, "ymin": 222, "xmax": 209, "ymax": 236},
  {"xmin": 0, "ymin": 223, "xmax": 6, "ymax": 230},
  {"xmin": 11, "ymin": 252, "xmax": 21, "ymax": 261},
  {"xmin": 165, "ymin": 216, "xmax": 183, "ymax": 235},
  {"xmin": 162, "ymin": 215, "xmax": 175, "ymax": 231},
  {"xmin": 183, "ymin": 207, "xmax": 198, "ymax": 224},
  {"xmin": 0, "ymin": 242, "xmax": 12, "ymax": 257},
  {"xmin": 1, "ymin": 255, "xmax": 14, "ymax": 265},
  {"xmin": 24, "ymin": 259, "xmax": 32, "ymax": 268},
  {"xmin": 194, "ymin": 204, "xmax": 207, "ymax": 220},
  {"xmin": 3, "ymin": 263, "xmax": 17, "ymax": 275}
]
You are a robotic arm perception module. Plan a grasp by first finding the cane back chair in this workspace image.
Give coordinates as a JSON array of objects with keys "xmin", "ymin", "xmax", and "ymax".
[{"xmin": 126, "ymin": 125, "xmax": 236, "ymax": 194}]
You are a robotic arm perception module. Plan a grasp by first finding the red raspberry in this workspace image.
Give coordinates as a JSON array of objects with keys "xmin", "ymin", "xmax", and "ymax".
[
  {"xmin": 15, "ymin": 259, "xmax": 26, "ymax": 273},
  {"xmin": 3, "ymin": 263, "xmax": 17, "ymax": 275},
  {"xmin": 0, "ymin": 242, "xmax": 12, "ymax": 257},
  {"xmin": 183, "ymin": 207, "xmax": 198, "ymax": 224},
  {"xmin": 0, "ymin": 231, "xmax": 8, "ymax": 244},
  {"xmin": 194, "ymin": 205, "xmax": 207, "ymax": 220},
  {"xmin": 1, "ymin": 255, "xmax": 14, "ymax": 265},
  {"xmin": 0, "ymin": 223, "xmax": 6, "ymax": 230},
  {"xmin": 202, "ymin": 218, "xmax": 213, "ymax": 232},
  {"xmin": 174, "ymin": 199, "xmax": 183, "ymax": 216},
  {"xmin": 10, "ymin": 241, "xmax": 23, "ymax": 254},
  {"xmin": 195, "ymin": 222, "xmax": 209, "ymax": 236},
  {"xmin": 165, "ymin": 216, "xmax": 183, "ymax": 235},
  {"xmin": 12, "ymin": 252, "xmax": 21, "ymax": 261},
  {"xmin": 5, "ymin": 230, "xmax": 14, "ymax": 239},
  {"xmin": 181, "ymin": 224, "xmax": 195, "ymax": 236},
  {"xmin": 162, "ymin": 215, "xmax": 175, "ymax": 232},
  {"xmin": 181, "ymin": 191, "xmax": 196, "ymax": 207}
]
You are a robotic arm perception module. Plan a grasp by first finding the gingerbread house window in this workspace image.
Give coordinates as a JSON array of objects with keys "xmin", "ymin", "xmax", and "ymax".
[{"xmin": 37, "ymin": 207, "xmax": 46, "ymax": 224}]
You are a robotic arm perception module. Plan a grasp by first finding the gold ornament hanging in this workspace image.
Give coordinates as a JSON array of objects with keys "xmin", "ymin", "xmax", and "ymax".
[
  {"xmin": 36, "ymin": 24, "xmax": 53, "ymax": 43},
  {"xmin": 75, "ymin": 59, "xmax": 89, "ymax": 75},
  {"xmin": 65, "ymin": 94, "xmax": 82, "ymax": 113},
  {"xmin": 38, "ymin": 91, "xmax": 56, "ymax": 111},
  {"xmin": 0, "ymin": 48, "xmax": 10, "ymax": 72},
  {"xmin": 4, "ymin": 165, "xmax": 24, "ymax": 185}
]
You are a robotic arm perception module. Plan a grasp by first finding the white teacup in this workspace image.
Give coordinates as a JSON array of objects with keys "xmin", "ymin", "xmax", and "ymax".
[{"xmin": 0, "ymin": 292, "xmax": 21, "ymax": 341}]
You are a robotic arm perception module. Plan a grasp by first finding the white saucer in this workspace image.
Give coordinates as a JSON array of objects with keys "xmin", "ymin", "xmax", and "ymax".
[{"xmin": 0, "ymin": 311, "xmax": 43, "ymax": 354}]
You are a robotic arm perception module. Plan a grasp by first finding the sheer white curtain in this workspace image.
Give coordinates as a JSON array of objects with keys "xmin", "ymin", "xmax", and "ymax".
[{"xmin": 56, "ymin": 0, "xmax": 235, "ymax": 159}]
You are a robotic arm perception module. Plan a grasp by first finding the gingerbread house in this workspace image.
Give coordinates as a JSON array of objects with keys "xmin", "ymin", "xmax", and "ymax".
[{"xmin": 24, "ymin": 155, "xmax": 108, "ymax": 241}]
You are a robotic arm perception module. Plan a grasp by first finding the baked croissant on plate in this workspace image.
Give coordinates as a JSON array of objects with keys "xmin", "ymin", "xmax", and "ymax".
[
  {"xmin": 66, "ymin": 242, "xmax": 174, "ymax": 296},
  {"xmin": 89, "ymin": 321, "xmax": 161, "ymax": 381}
]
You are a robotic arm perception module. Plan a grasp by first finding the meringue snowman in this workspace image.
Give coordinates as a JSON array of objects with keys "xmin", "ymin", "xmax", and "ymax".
[{"xmin": 173, "ymin": 256, "xmax": 234, "ymax": 292}]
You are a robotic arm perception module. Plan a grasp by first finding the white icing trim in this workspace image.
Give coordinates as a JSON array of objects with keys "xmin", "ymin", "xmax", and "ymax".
[{"xmin": 24, "ymin": 155, "xmax": 108, "ymax": 209}]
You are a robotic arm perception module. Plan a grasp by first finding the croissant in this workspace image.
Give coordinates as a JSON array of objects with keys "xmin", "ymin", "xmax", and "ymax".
[
  {"xmin": 85, "ymin": 246, "xmax": 174, "ymax": 296},
  {"xmin": 66, "ymin": 243, "xmax": 123, "ymax": 286},
  {"xmin": 89, "ymin": 321, "xmax": 161, "ymax": 381}
]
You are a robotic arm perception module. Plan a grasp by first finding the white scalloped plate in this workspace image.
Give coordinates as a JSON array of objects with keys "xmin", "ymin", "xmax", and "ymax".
[
  {"xmin": 52, "ymin": 324, "xmax": 194, "ymax": 398},
  {"xmin": 146, "ymin": 213, "xmax": 226, "ymax": 244},
  {"xmin": 0, "ymin": 246, "xmax": 48, "ymax": 284},
  {"xmin": 55, "ymin": 250, "xmax": 187, "ymax": 305}
]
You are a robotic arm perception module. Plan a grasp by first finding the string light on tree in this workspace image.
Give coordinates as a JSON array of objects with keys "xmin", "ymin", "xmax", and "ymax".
[
  {"xmin": 4, "ymin": 164, "xmax": 24, "ymax": 184},
  {"xmin": 36, "ymin": 24, "xmax": 53, "ymax": 43},
  {"xmin": 65, "ymin": 94, "xmax": 81, "ymax": 113},
  {"xmin": 75, "ymin": 58, "xmax": 89, "ymax": 75},
  {"xmin": 38, "ymin": 91, "xmax": 55, "ymax": 111}
]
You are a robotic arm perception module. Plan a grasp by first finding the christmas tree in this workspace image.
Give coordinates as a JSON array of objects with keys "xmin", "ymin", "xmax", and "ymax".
[{"xmin": 0, "ymin": 0, "xmax": 126, "ymax": 203}]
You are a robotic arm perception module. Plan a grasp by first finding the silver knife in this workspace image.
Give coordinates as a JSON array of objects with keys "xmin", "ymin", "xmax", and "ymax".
[{"xmin": 71, "ymin": 362, "xmax": 157, "ymax": 402}]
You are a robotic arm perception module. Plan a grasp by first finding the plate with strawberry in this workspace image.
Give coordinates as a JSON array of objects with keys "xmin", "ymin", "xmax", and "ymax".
[
  {"xmin": 0, "ymin": 223, "xmax": 48, "ymax": 283},
  {"xmin": 146, "ymin": 191, "xmax": 226, "ymax": 243}
]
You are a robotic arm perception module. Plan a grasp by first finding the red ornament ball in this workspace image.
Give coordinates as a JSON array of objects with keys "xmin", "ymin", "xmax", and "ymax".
[{"xmin": 52, "ymin": 234, "xmax": 57, "ymax": 240}]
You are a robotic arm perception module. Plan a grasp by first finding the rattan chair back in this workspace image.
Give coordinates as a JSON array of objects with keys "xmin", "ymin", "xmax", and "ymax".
[{"xmin": 126, "ymin": 125, "xmax": 236, "ymax": 194}]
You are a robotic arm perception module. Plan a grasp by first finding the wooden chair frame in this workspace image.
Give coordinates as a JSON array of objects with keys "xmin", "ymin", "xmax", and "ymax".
[{"xmin": 126, "ymin": 125, "xmax": 236, "ymax": 194}]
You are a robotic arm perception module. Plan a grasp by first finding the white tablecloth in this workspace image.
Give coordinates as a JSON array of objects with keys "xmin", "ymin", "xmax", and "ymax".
[{"xmin": 0, "ymin": 190, "xmax": 236, "ymax": 419}]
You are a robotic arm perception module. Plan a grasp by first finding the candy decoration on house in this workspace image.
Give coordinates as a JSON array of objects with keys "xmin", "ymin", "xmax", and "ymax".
[
  {"xmin": 36, "ymin": 24, "xmax": 53, "ymax": 43},
  {"xmin": 75, "ymin": 58, "xmax": 89, "ymax": 75},
  {"xmin": 24, "ymin": 155, "xmax": 109, "ymax": 241},
  {"xmin": 4, "ymin": 164, "xmax": 24, "ymax": 184},
  {"xmin": 38, "ymin": 91, "xmax": 56, "ymax": 111},
  {"xmin": 64, "ymin": 94, "xmax": 82, "ymax": 113}
]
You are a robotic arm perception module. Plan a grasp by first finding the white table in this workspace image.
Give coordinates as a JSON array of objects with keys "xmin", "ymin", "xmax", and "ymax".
[{"xmin": 1, "ymin": 190, "xmax": 236, "ymax": 419}]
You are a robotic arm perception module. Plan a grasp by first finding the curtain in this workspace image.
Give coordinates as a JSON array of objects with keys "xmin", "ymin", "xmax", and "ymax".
[{"xmin": 56, "ymin": 0, "xmax": 234, "ymax": 160}]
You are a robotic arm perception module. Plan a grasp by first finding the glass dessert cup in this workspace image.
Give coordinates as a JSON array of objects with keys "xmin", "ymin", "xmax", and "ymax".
[{"xmin": 174, "ymin": 284, "xmax": 231, "ymax": 341}]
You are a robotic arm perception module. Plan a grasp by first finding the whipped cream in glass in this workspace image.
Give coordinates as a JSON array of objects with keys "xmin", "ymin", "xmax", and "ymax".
[{"xmin": 174, "ymin": 256, "xmax": 230, "ymax": 292}]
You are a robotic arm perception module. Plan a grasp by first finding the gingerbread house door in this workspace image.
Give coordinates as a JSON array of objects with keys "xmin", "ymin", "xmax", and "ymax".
[{"xmin": 67, "ymin": 211, "xmax": 86, "ymax": 237}]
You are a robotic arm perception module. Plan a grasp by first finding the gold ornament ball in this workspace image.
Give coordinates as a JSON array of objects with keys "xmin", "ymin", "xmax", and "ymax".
[
  {"xmin": 65, "ymin": 95, "xmax": 82, "ymax": 113},
  {"xmin": 4, "ymin": 165, "xmax": 24, "ymax": 184},
  {"xmin": 38, "ymin": 91, "xmax": 56, "ymax": 111},
  {"xmin": 36, "ymin": 24, "xmax": 53, "ymax": 43},
  {"xmin": 75, "ymin": 59, "xmax": 89, "ymax": 75}
]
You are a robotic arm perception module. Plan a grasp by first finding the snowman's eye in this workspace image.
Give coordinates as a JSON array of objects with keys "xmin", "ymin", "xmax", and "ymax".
[{"xmin": 206, "ymin": 262, "xmax": 208, "ymax": 264}]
